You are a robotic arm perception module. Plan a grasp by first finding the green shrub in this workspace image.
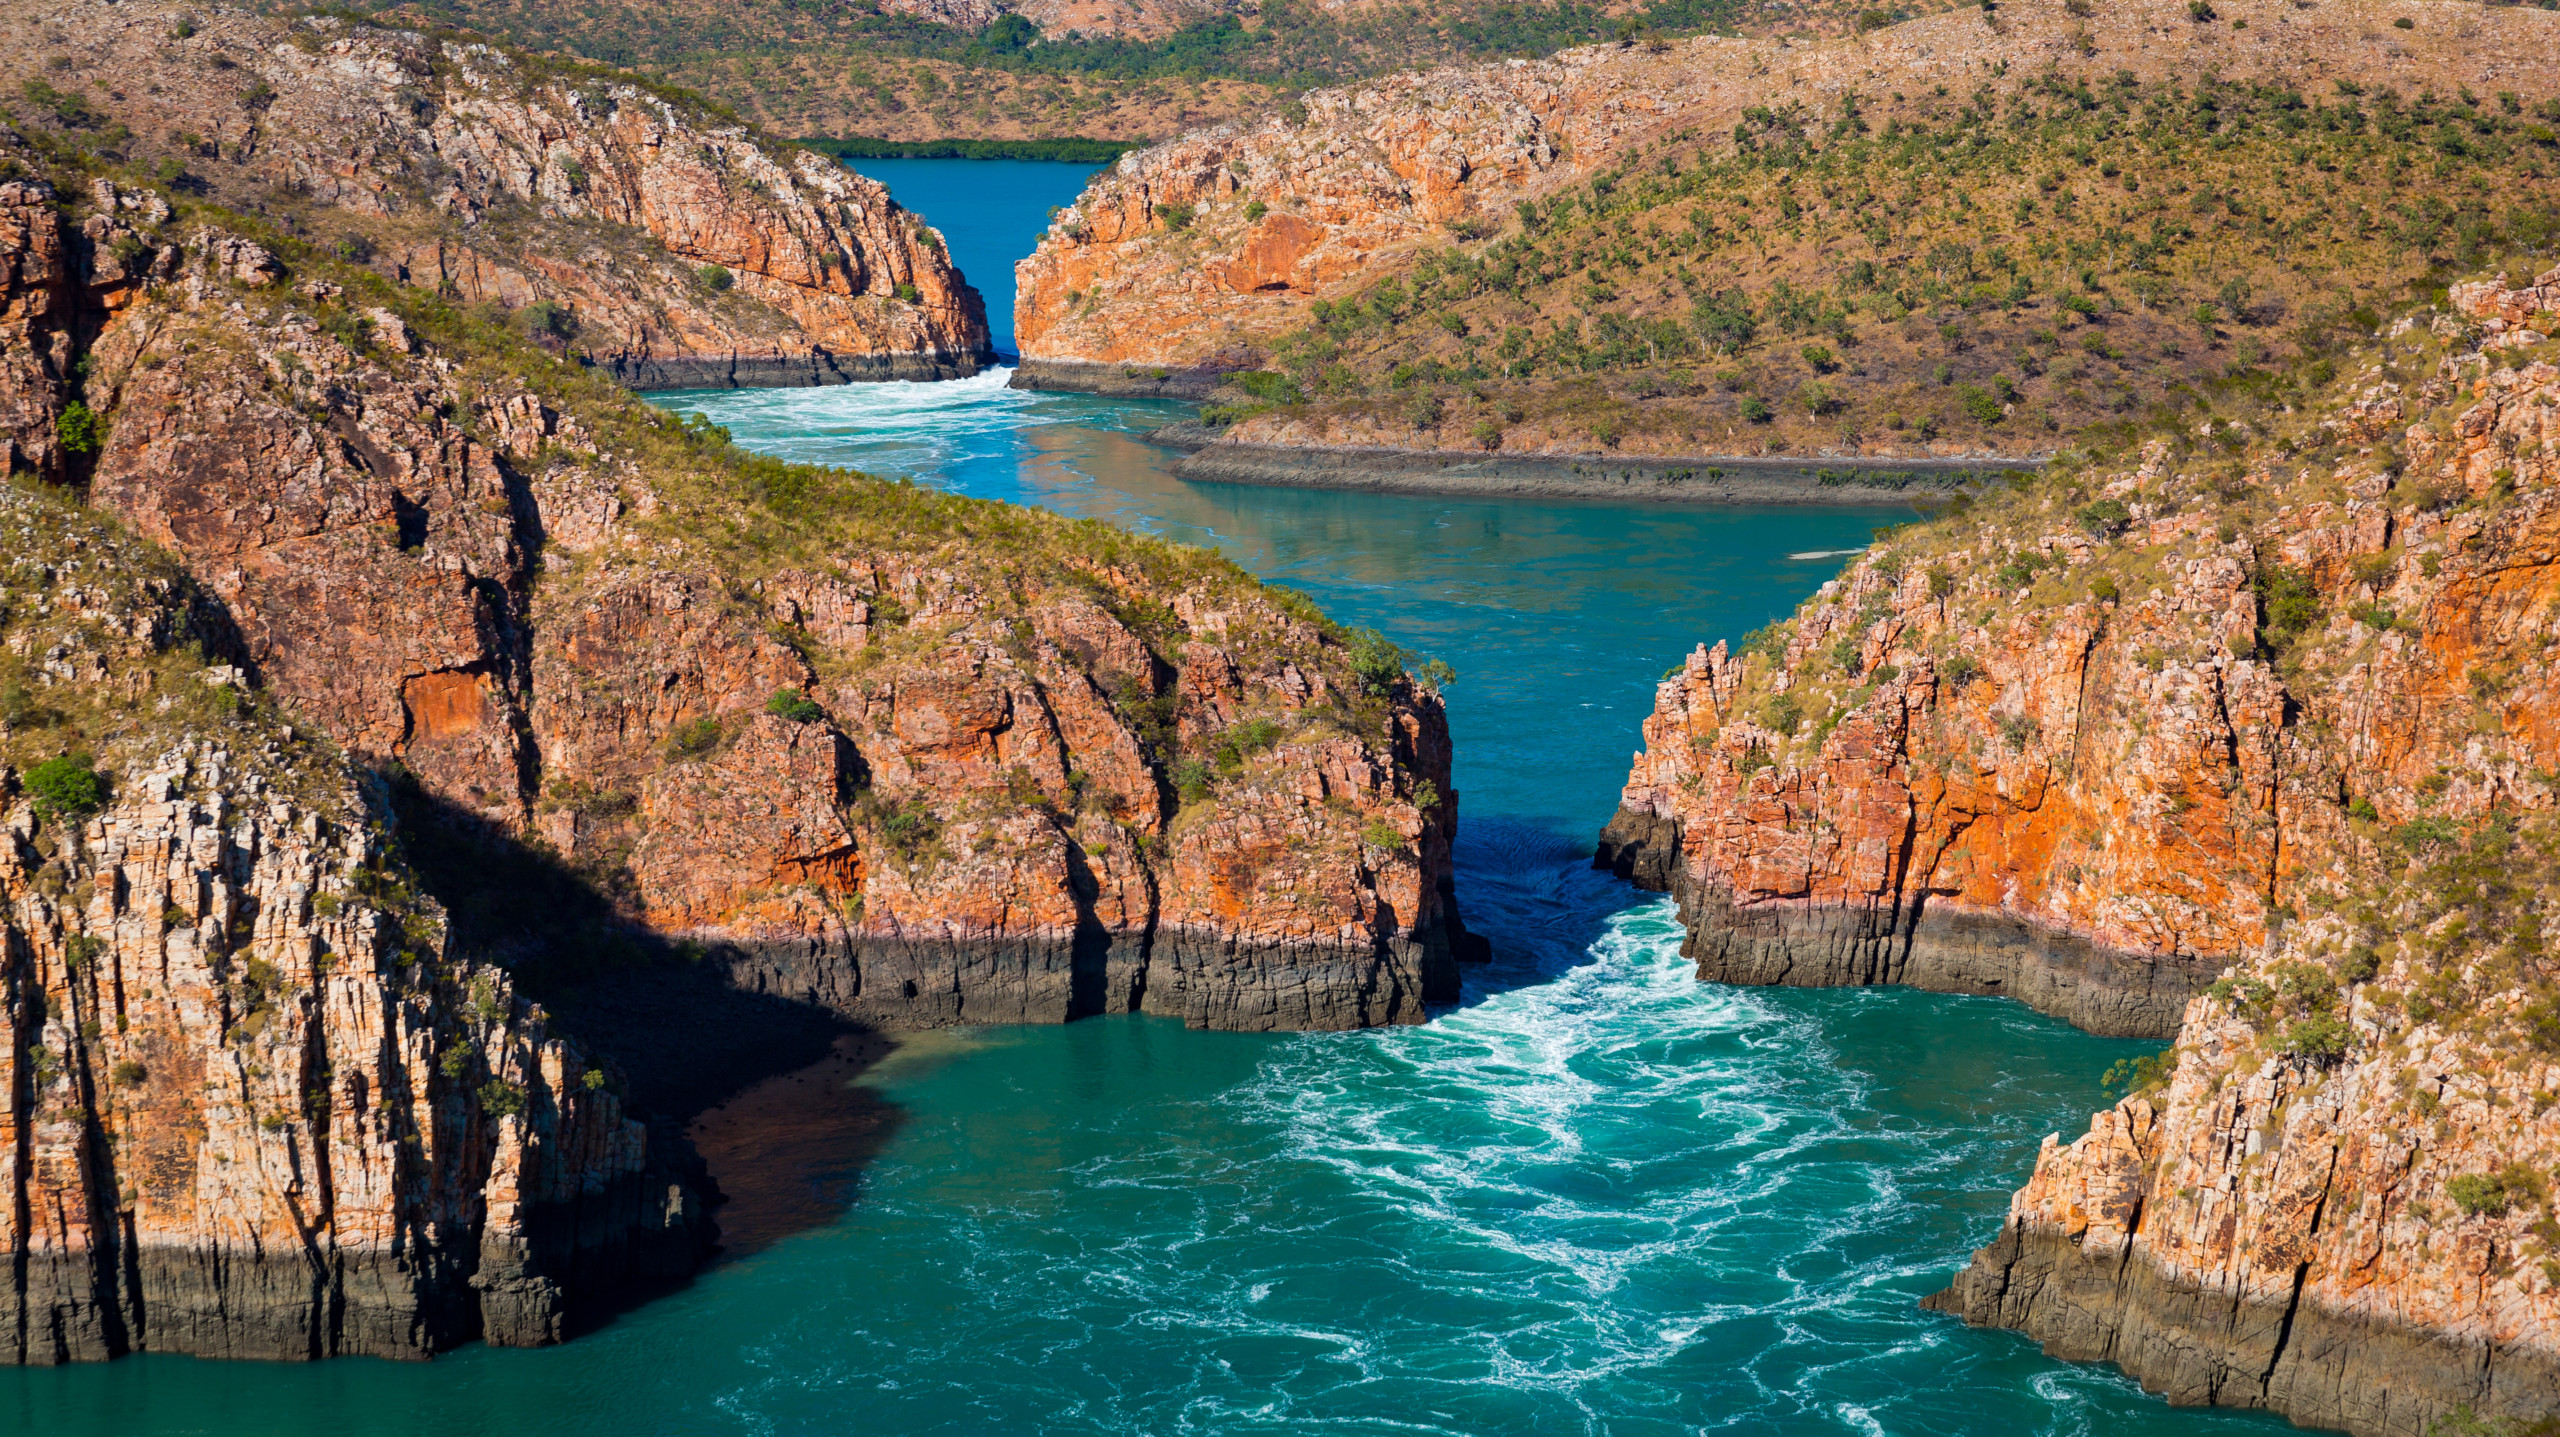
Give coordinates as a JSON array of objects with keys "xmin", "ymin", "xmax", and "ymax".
[
  {"xmin": 694, "ymin": 263, "xmax": 733, "ymax": 292},
  {"xmin": 110, "ymin": 1059, "xmax": 148, "ymax": 1087},
  {"xmin": 55, "ymin": 401, "xmax": 104, "ymax": 457},
  {"xmin": 893, "ymin": 281, "xmax": 922, "ymax": 303},
  {"xmin": 1739, "ymin": 396, "xmax": 1774, "ymax": 424},
  {"xmin": 1957, "ymin": 385, "xmax": 2004, "ymax": 425},
  {"xmin": 2102, "ymin": 1047, "xmax": 2178, "ymax": 1098},
  {"xmin": 1243, "ymin": 200, "xmax": 1268, "ymax": 221},
  {"xmin": 1172, "ymin": 757, "xmax": 1216, "ymax": 803},
  {"xmin": 2075, "ymin": 499, "xmax": 2132, "ymax": 536},
  {"xmin": 1226, "ymin": 370, "xmax": 1301, "ymax": 404},
  {"xmin": 1359, "ymin": 818, "xmax": 1405, "ymax": 850},
  {"xmin": 1153, "ymin": 203, "xmax": 1195, "ymax": 230},
  {"xmin": 665, "ymin": 716, "xmax": 723, "ymax": 759},
  {"xmin": 1800, "ymin": 343, "xmax": 1837, "ymax": 373},
  {"xmin": 765, "ymin": 688, "xmax": 825, "ymax": 723},
  {"xmin": 2282, "ymin": 1011, "xmax": 2352, "ymax": 1061},
  {"xmin": 2255, "ymin": 562, "xmax": 2320, "ymax": 644},
  {"xmin": 24, "ymin": 753, "xmax": 105, "ymax": 821},
  {"xmin": 1760, "ymin": 694, "xmax": 1802, "ymax": 735},
  {"xmin": 479, "ymin": 1080, "xmax": 526, "ymax": 1118},
  {"xmin": 1927, "ymin": 566, "xmax": 1955, "ymax": 598},
  {"xmin": 1346, "ymin": 628, "xmax": 1409, "ymax": 695},
  {"xmin": 1941, "ymin": 654, "xmax": 1981, "ymax": 687}
]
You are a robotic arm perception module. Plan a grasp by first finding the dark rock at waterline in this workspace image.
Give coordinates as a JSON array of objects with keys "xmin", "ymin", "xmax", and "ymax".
[
  {"xmin": 1595, "ymin": 807, "xmax": 2203, "ymax": 1038},
  {"xmin": 606, "ymin": 347, "xmax": 993, "ymax": 390},
  {"xmin": 1156, "ymin": 436, "xmax": 2011, "ymax": 505}
]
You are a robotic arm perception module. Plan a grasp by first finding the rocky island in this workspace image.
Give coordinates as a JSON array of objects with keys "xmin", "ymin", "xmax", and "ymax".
[
  {"xmin": 1606, "ymin": 266, "xmax": 2560, "ymax": 1432},
  {"xmin": 1, "ymin": 2, "xmax": 1476, "ymax": 1363}
]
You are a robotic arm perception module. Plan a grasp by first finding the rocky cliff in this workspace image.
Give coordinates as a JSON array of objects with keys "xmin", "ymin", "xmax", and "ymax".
[
  {"xmin": 1601, "ymin": 268, "xmax": 2560, "ymax": 1037},
  {"xmin": 6, "ymin": 0, "xmax": 989, "ymax": 386},
  {"xmin": 0, "ymin": 479, "xmax": 706, "ymax": 1361},
  {"xmin": 7, "ymin": 155, "xmax": 1473, "ymax": 1041},
  {"xmin": 0, "ymin": 69, "xmax": 1474, "ymax": 1357},
  {"xmin": 1606, "ymin": 272, "xmax": 2560, "ymax": 1428},
  {"xmin": 1013, "ymin": 0, "xmax": 2560, "ymax": 460}
]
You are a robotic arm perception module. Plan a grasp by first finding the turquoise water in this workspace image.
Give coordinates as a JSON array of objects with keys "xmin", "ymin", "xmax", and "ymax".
[{"xmin": 1, "ymin": 163, "xmax": 2305, "ymax": 1435}]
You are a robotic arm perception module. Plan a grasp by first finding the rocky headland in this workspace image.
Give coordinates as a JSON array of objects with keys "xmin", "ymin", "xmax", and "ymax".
[
  {"xmin": 1015, "ymin": 0, "xmax": 2560, "ymax": 481},
  {"xmin": 1608, "ymin": 266, "xmax": 2560, "ymax": 1431},
  {"xmin": 5, "ymin": 1, "xmax": 990, "ymax": 386},
  {"xmin": 0, "ymin": 25, "xmax": 1476, "ymax": 1358}
]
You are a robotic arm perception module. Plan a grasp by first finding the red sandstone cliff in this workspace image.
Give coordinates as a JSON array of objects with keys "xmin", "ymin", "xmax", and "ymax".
[
  {"xmin": 6, "ymin": 0, "xmax": 989, "ymax": 386},
  {"xmin": 1606, "ymin": 272, "xmax": 2560, "ymax": 1429},
  {"xmin": 0, "ymin": 75, "xmax": 1473, "ymax": 1355},
  {"xmin": 0, "ymin": 481, "xmax": 704, "ymax": 1361}
]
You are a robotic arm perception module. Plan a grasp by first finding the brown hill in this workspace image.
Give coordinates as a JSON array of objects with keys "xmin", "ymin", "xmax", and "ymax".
[{"xmin": 1014, "ymin": 0, "xmax": 2560, "ymax": 468}]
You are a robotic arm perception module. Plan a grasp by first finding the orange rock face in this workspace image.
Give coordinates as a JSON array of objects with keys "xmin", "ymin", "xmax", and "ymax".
[
  {"xmin": 10, "ymin": 166, "xmax": 1473, "ymax": 1038},
  {"xmin": 1608, "ymin": 273, "xmax": 2560, "ymax": 1431},
  {"xmin": 3, "ymin": 1, "xmax": 989, "ymax": 386},
  {"xmin": 1604, "ymin": 271, "xmax": 2560, "ymax": 1037}
]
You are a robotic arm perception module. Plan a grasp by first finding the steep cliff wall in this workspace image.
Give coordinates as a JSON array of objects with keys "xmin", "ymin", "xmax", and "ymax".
[
  {"xmin": 1601, "ymin": 269, "xmax": 2560, "ymax": 1038},
  {"xmin": 1605, "ymin": 272, "xmax": 2560, "ymax": 1428},
  {"xmin": 0, "ymin": 98, "xmax": 1479, "ymax": 1360},
  {"xmin": 1927, "ymin": 818, "xmax": 2560, "ymax": 1437},
  {"xmin": 0, "ymin": 480, "xmax": 705, "ymax": 1361},
  {"xmin": 6, "ymin": 0, "xmax": 989, "ymax": 385},
  {"xmin": 6, "ymin": 154, "xmax": 1474, "ymax": 1044}
]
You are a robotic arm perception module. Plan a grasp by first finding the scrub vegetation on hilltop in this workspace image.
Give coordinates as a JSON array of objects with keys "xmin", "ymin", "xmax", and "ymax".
[
  {"xmin": 348, "ymin": 0, "xmax": 1960, "ymax": 141},
  {"xmin": 1209, "ymin": 72, "xmax": 2560, "ymax": 458}
]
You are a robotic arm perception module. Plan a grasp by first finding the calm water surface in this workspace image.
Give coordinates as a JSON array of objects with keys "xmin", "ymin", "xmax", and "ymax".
[{"xmin": 3, "ymin": 162, "xmax": 2300, "ymax": 1436}]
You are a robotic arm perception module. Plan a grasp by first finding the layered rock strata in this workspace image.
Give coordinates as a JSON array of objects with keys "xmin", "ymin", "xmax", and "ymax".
[
  {"xmin": 1603, "ymin": 270, "xmax": 2560, "ymax": 1039},
  {"xmin": 1610, "ymin": 273, "xmax": 2560, "ymax": 1428},
  {"xmin": 4, "ymin": 0, "xmax": 989, "ymax": 385},
  {"xmin": 1013, "ymin": 0, "xmax": 2560, "ymax": 391},
  {"xmin": 0, "ymin": 484, "xmax": 705, "ymax": 1362},
  {"xmin": 1927, "ymin": 824, "xmax": 2560, "ymax": 1436}
]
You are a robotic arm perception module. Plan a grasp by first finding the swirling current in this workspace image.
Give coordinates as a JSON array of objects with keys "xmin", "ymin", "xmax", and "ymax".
[{"xmin": 0, "ymin": 159, "xmax": 2307, "ymax": 1437}]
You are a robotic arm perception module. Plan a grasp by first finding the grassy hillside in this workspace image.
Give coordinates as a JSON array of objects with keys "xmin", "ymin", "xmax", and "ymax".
[
  {"xmin": 1216, "ymin": 70, "xmax": 2560, "ymax": 461},
  {"xmin": 348, "ymin": 0, "xmax": 1961, "ymax": 141}
]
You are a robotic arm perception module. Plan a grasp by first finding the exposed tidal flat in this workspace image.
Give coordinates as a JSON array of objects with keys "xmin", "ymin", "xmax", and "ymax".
[{"xmin": 2, "ymin": 160, "xmax": 2311, "ymax": 1436}]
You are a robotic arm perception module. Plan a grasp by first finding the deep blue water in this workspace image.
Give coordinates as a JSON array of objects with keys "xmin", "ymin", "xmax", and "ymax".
[
  {"xmin": 2, "ymin": 161, "xmax": 2303, "ymax": 1436},
  {"xmin": 844, "ymin": 156, "xmax": 1106, "ymax": 355}
]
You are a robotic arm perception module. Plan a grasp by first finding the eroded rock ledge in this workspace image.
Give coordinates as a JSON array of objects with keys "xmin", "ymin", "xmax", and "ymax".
[{"xmin": 0, "ymin": 487, "xmax": 706, "ymax": 1362}]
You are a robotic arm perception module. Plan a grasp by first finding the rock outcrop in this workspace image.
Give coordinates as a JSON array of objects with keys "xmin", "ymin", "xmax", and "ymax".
[
  {"xmin": 0, "ymin": 61, "xmax": 1478, "ymax": 1357},
  {"xmin": 0, "ymin": 482, "xmax": 706, "ymax": 1361},
  {"xmin": 1611, "ymin": 272, "xmax": 2560, "ymax": 1429},
  {"xmin": 10, "ymin": 156, "xmax": 1473, "ymax": 1038},
  {"xmin": 4, "ymin": 0, "xmax": 990, "ymax": 386},
  {"xmin": 1602, "ymin": 269, "xmax": 2560, "ymax": 1038}
]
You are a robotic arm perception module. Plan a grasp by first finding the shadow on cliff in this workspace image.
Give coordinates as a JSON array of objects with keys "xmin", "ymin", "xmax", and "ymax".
[
  {"xmin": 380, "ymin": 776, "xmax": 910, "ymax": 1275},
  {"xmin": 1441, "ymin": 815, "xmax": 1667, "ymax": 1011}
]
